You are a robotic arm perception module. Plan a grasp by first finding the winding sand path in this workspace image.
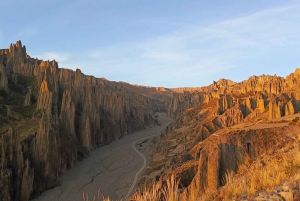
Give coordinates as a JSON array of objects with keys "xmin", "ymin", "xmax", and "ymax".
[
  {"xmin": 35, "ymin": 113, "xmax": 172, "ymax": 201},
  {"xmin": 124, "ymin": 123, "xmax": 171, "ymax": 200}
]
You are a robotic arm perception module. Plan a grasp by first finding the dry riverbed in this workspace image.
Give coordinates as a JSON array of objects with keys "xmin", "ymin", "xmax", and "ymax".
[{"xmin": 34, "ymin": 113, "xmax": 172, "ymax": 201}]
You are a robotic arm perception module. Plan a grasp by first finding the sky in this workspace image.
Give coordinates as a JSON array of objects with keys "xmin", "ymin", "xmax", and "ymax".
[{"xmin": 0, "ymin": 0, "xmax": 300, "ymax": 88}]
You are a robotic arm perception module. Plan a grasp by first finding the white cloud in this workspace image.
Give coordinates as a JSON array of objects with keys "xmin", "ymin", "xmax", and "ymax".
[
  {"xmin": 33, "ymin": 52, "xmax": 70, "ymax": 62},
  {"xmin": 66, "ymin": 2, "xmax": 300, "ymax": 87},
  {"xmin": 30, "ymin": 52, "xmax": 76, "ymax": 70}
]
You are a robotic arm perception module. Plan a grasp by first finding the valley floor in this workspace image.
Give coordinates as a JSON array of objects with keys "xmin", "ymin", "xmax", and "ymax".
[{"xmin": 34, "ymin": 113, "xmax": 172, "ymax": 201}]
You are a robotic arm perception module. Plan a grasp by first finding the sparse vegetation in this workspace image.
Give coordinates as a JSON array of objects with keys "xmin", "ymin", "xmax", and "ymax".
[
  {"xmin": 13, "ymin": 103, "xmax": 37, "ymax": 118},
  {"xmin": 0, "ymin": 72, "xmax": 39, "ymax": 140},
  {"xmin": 151, "ymin": 137, "xmax": 158, "ymax": 144},
  {"xmin": 83, "ymin": 141, "xmax": 300, "ymax": 201},
  {"xmin": 4, "ymin": 42, "xmax": 300, "ymax": 201},
  {"xmin": 132, "ymin": 175, "xmax": 180, "ymax": 201},
  {"xmin": 18, "ymin": 118, "xmax": 40, "ymax": 140},
  {"xmin": 83, "ymin": 175, "xmax": 180, "ymax": 201},
  {"xmin": 138, "ymin": 139, "xmax": 149, "ymax": 147},
  {"xmin": 146, "ymin": 158, "xmax": 168, "ymax": 174},
  {"xmin": 290, "ymin": 116, "xmax": 300, "ymax": 125},
  {"xmin": 219, "ymin": 146, "xmax": 300, "ymax": 200},
  {"xmin": 83, "ymin": 190, "xmax": 115, "ymax": 201}
]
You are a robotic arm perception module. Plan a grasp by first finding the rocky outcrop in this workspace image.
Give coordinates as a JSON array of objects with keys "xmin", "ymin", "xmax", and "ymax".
[
  {"xmin": 256, "ymin": 95, "xmax": 265, "ymax": 113},
  {"xmin": 0, "ymin": 128, "xmax": 34, "ymax": 201},
  {"xmin": 168, "ymin": 68, "xmax": 300, "ymax": 125},
  {"xmin": 59, "ymin": 90, "xmax": 75, "ymax": 137},
  {"xmin": 217, "ymin": 104, "xmax": 244, "ymax": 127},
  {"xmin": 6, "ymin": 41, "xmax": 33, "ymax": 76},
  {"xmin": 3, "ymin": 40, "xmax": 300, "ymax": 201},
  {"xmin": 6, "ymin": 105, "xmax": 11, "ymax": 118},
  {"xmin": 147, "ymin": 69, "xmax": 300, "ymax": 200},
  {"xmin": 0, "ymin": 64, "xmax": 9, "ymax": 92},
  {"xmin": 213, "ymin": 78, "xmax": 236, "ymax": 92},
  {"xmin": 285, "ymin": 100, "xmax": 295, "ymax": 116},
  {"xmin": 218, "ymin": 95, "xmax": 233, "ymax": 115},
  {"xmin": 268, "ymin": 99, "xmax": 282, "ymax": 120},
  {"xmin": 180, "ymin": 126, "xmax": 297, "ymax": 200},
  {"xmin": 180, "ymin": 146, "xmax": 220, "ymax": 201},
  {"xmin": 31, "ymin": 113, "xmax": 77, "ymax": 192},
  {"xmin": 36, "ymin": 75, "xmax": 53, "ymax": 113},
  {"xmin": 0, "ymin": 41, "xmax": 167, "ymax": 200},
  {"xmin": 168, "ymin": 91, "xmax": 214, "ymax": 118},
  {"xmin": 24, "ymin": 87, "xmax": 32, "ymax": 106},
  {"xmin": 20, "ymin": 159, "xmax": 34, "ymax": 201}
]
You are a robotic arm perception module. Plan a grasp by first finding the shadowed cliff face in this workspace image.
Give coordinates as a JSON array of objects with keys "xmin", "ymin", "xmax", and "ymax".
[{"xmin": 0, "ymin": 41, "xmax": 169, "ymax": 200}]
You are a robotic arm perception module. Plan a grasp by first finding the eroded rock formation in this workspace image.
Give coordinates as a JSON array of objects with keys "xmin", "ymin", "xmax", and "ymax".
[
  {"xmin": 168, "ymin": 68, "xmax": 300, "ymax": 124},
  {"xmin": 142, "ymin": 68, "xmax": 300, "ymax": 200},
  {"xmin": 2, "ymin": 40, "xmax": 300, "ymax": 201},
  {"xmin": 0, "ymin": 41, "xmax": 168, "ymax": 200}
]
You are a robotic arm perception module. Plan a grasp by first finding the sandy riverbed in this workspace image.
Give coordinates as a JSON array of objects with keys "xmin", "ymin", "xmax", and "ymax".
[{"xmin": 34, "ymin": 113, "xmax": 172, "ymax": 201}]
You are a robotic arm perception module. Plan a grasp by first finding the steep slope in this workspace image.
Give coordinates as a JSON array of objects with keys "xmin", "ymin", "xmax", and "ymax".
[
  {"xmin": 2, "ymin": 41, "xmax": 300, "ymax": 201},
  {"xmin": 0, "ymin": 41, "xmax": 169, "ymax": 201},
  {"xmin": 139, "ymin": 69, "xmax": 300, "ymax": 200}
]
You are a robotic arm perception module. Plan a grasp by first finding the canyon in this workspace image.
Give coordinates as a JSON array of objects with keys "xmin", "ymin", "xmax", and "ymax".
[
  {"xmin": 0, "ymin": 41, "xmax": 170, "ymax": 201},
  {"xmin": 1, "ymin": 41, "xmax": 300, "ymax": 201},
  {"xmin": 35, "ymin": 113, "xmax": 172, "ymax": 201},
  {"xmin": 139, "ymin": 69, "xmax": 300, "ymax": 200}
]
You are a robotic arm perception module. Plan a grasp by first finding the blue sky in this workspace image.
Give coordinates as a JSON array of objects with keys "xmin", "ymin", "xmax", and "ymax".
[{"xmin": 0, "ymin": 0, "xmax": 300, "ymax": 87}]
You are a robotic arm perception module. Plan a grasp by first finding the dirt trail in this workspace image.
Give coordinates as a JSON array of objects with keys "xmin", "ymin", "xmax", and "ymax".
[{"xmin": 35, "ymin": 113, "xmax": 172, "ymax": 201}]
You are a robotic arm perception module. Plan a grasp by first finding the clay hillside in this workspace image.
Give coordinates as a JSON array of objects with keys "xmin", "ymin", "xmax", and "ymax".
[{"xmin": 1, "ymin": 41, "xmax": 300, "ymax": 201}]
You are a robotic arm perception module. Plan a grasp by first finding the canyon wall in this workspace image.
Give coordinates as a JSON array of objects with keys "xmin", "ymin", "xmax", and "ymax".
[
  {"xmin": 0, "ymin": 41, "xmax": 167, "ymax": 200},
  {"xmin": 142, "ymin": 68, "xmax": 300, "ymax": 200},
  {"xmin": 1, "ymin": 40, "xmax": 300, "ymax": 200},
  {"xmin": 169, "ymin": 70, "xmax": 300, "ymax": 123}
]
